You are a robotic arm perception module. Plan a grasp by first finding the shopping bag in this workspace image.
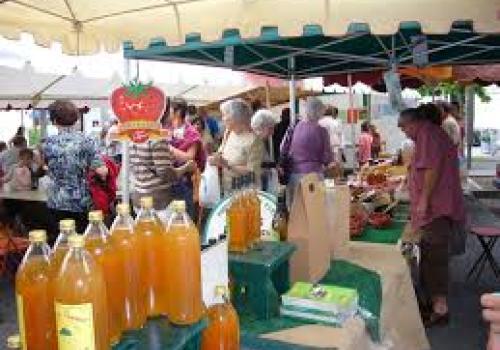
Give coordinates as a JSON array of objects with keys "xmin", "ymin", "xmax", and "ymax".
[
  {"xmin": 199, "ymin": 164, "xmax": 221, "ymax": 208},
  {"xmin": 288, "ymin": 173, "xmax": 331, "ymax": 283}
]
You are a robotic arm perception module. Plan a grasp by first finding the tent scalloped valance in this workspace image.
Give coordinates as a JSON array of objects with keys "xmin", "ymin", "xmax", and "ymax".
[{"xmin": 1, "ymin": 0, "xmax": 499, "ymax": 55}]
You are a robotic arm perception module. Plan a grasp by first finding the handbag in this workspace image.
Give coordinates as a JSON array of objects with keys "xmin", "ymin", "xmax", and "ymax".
[{"xmin": 278, "ymin": 121, "xmax": 298, "ymax": 185}]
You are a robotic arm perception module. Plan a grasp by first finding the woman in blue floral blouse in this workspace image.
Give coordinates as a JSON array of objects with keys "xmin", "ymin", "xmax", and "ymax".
[{"xmin": 43, "ymin": 100, "xmax": 107, "ymax": 244}]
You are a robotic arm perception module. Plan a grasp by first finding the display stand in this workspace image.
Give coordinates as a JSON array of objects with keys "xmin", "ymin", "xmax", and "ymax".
[
  {"xmin": 229, "ymin": 241, "xmax": 296, "ymax": 320},
  {"xmin": 113, "ymin": 318, "xmax": 207, "ymax": 350}
]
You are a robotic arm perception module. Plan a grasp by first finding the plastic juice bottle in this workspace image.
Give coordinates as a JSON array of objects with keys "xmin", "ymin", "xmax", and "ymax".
[
  {"xmin": 228, "ymin": 178, "xmax": 248, "ymax": 253},
  {"xmin": 249, "ymin": 173, "xmax": 261, "ymax": 244},
  {"xmin": 242, "ymin": 174, "xmax": 256, "ymax": 248},
  {"xmin": 54, "ymin": 234, "xmax": 109, "ymax": 350},
  {"xmin": 164, "ymin": 200, "xmax": 204, "ymax": 325},
  {"xmin": 84, "ymin": 211, "xmax": 123, "ymax": 345},
  {"xmin": 51, "ymin": 219, "xmax": 75, "ymax": 277},
  {"xmin": 135, "ymin": 196, "xmax": 165, "ymax": 317},
  {"xmin": 201, "ymin": 286, "xmax": 240, "ymax": 350},
  {"xmin": 15, "ymin": 230, "xmax": 56, "ymax": 350},
  {"xmin": 110, "ymin": 203, "xmax": 147, "ymax": 330}
]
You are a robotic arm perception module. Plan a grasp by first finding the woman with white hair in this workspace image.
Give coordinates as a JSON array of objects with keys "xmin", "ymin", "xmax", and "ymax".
[
  {"xmin": 251, "ymin": 109, "xmax": 280, "ymax": 192},
  {"xmin": 210, "ymin": 98, "xmax": 265, "ymax": 195},
  {"xmin": 251, "ymin": 109, "xmax": 280, "ymax": 139},
  {"xmin": 280, "ymin": 97, "xmax": 334, "ymax": 207}
]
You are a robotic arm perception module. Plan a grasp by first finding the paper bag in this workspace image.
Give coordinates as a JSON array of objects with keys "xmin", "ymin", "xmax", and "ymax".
[
  {"xmin": 288, "ymin": 174, "xmax": 331, "ymax": 283},
  {"xmin": 325, "ymin": 184, "xmax": 350, "ymax": 257}
]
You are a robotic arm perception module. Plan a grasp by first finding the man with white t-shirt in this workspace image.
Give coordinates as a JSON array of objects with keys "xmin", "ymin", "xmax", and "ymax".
[{"xmin": 319, "ymin": 106, "xmax": 344, "ymax": 163}]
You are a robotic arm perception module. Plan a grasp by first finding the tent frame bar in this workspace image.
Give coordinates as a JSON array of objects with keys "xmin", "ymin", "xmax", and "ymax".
[
  {"xmin": 239, "ymin": 32, "xmax": 369, "ymax": 70},
  {"xmin": 253, "ymin": 41, "xmax": 389, "ymax": 65},
  {"xmin": 399, "ymin": 34, "xmax": 487, "ymax": 63}
]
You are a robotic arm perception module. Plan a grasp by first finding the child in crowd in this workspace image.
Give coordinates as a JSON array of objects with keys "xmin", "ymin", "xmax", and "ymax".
[{"xmin": 2, "ymin": 148, "xmax": 34, "ymax": 191}]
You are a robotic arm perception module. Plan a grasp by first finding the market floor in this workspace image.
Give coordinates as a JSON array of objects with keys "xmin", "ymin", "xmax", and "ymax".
[{"xmin": 0, "ymin": 232, "xmax": 498, "ymax": 350}]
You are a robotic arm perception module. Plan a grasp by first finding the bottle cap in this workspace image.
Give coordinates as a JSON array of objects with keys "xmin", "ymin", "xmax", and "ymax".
[
  {"xmin": 28, "ymin": 230, "xmax": 47, "ymax": 243},
  {"xmin": 68, "ymin": 234, "xmax": 85, "ymax": 248},
  {"xmin": 171, "ymin": 200, "xmax": 186, "ymax": 213},
  {"xmin": 59, "ymin": 219, "xmax": 75, "ymax": 231},
  {"xmin": 208, "ymin": 238, "xmax": 217, "ymax": 245},
  {"xmin": 116, "ymin": 203, "xmax": 130, "ymax": 215},
  {"xmin": 6, "ymin": 334, "xmax": 20, "ymax": 348},
  {"xmin": 140, "ymin": 196, "xmax": 154, "ymax": 209},
  {"xmin": 88, "ymin": 210, "xmax": 103, "ymax": 222}
]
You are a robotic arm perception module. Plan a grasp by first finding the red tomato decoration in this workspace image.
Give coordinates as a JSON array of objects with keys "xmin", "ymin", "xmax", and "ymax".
[
  {"xmin": 111, "ymin": 81, "xmax": 165, "ymax": 123},
  {"xmin": 110, "ymin": 80, "xmax": 166, "ymax": 143}
]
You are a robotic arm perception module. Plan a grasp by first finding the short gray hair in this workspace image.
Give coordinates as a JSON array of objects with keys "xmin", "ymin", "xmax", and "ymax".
[
  {"xmin": 304, "ymin": 97, "xmax": 326, "ymax": 121},
  {"xmin": 220, "ymin": 98, "xmax": 252, "ymax": 123},
  {"xmin": 251, "ymin": 109, "xmax": 279, "ymax": 130}
]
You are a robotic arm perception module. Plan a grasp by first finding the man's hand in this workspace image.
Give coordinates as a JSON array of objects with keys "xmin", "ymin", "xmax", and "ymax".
[{"xmin": 483, "ymin": 294, "xmax": 500, "ymax": 333}]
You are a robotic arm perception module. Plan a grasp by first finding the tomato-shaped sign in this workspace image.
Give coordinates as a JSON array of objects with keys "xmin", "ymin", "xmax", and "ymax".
[{"xmin": 110, "ymin": 80, "xmax": 167, "ymax": 143}]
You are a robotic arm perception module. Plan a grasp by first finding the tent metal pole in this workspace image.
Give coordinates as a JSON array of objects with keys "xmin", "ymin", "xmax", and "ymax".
[
  {"xmin": 121, "ymin": 59, "xmax": 131, "ymax": 205},
  {"xmin": 288, "ymin": 57, "xmax": 297, "ymax": 125},
  {"xmin": 464, "ymin": 85, "xmax": 474, "ymax": 171},
  {"xmin": 348, "ymin": 73, "xmax": 356, "ymax": 170}
]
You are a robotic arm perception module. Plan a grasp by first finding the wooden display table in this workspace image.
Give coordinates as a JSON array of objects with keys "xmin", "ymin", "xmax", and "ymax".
[
  {"xmin": 229, "ymin": 241, "xmax": 296, "ymax": 320},
  {"xmin": 113, "ymin": 318, "xmax": 207, "ymax": 350}
]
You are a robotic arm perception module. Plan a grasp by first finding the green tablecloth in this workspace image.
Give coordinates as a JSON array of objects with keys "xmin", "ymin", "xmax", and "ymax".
[
  {"xmin": 352, "ymin": 221, "xmax": 405, "ymax": 245},
  {"xmin": 240, "ymin": 259, "xmax": 382, "ymax": 347}
]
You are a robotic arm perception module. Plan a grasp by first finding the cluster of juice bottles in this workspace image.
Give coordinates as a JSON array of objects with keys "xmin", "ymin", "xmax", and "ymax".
[
  {"xmin": 14, "ymin": 198, "xmax": 208, "ymax": 350},
  {"xmin": 227, "ymin": 173, "xmax": 262, "ymax": 253}
]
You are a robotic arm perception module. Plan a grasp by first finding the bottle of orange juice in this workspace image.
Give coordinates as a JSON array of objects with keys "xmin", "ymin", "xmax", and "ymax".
[
  {"xmin": 135, "ymin": 196, "xmax": 165, "ymax": 318},
  {"xmin": 201, "ymin": 285, "xmax": 240, "ymax": 350},
  {"xmin": 110, "ymin": 203, "xmax": 147, "ymax": 330},
  {"xmin": 84, "ymin": 210, "xmax": 123, "ymax": 345},
  {"xmin": 51, "ymin": 219, "xmax": 75, "ymax": 277},
  {"xmin": 15, "ymin": 230, "xmax": 56, "ymax": 350},
  {"xmin": 54, "ymin": 234, "xmax": 109, "ymax": 350},
  {"xmin": 164, "ymin": 200, "xmax": 204, "ymax": 325},
  {"xmin": 249, "ymin": 172, "xmax": 262, "ymax": 244},
  {"xmin": 228, "ymin": 178, "xmax": 248, "ymax": 253}
]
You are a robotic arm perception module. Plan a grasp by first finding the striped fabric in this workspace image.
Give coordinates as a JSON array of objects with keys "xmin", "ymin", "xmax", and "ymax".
[{"xmin": 130, "ymin": 141, "xmax": 177, "ymax": 194}]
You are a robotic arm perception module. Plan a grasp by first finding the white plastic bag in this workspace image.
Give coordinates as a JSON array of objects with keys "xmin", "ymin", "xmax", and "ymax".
[{"xmin": 199, "ymin": 164, "xmax": 221, "ymax": 208}]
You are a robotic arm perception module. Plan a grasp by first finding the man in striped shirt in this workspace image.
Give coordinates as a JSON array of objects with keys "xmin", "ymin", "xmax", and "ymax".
[{"xmin": 130, "ymin": 139, "xmax": 193, "ymax": 220}]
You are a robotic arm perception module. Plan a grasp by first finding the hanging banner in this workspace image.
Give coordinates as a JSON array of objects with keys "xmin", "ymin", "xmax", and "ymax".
[{"xmin": 110, "ymin": 80, "xmax": 167, "ymax": 143}]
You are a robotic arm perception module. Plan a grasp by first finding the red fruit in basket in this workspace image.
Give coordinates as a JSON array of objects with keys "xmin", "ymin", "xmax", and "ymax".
[
  {"xmin": 368, "ymin": 212, "xmax": 392, "ymax": 228},
  {"xmin": 111, "ymin": 80, "xmax": 165, "ymax": 123}
]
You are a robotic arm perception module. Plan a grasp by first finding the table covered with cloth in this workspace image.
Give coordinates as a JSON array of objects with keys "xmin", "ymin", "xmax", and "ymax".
[{"xmin": 247, "ymin": 241, "xmax": 429, "ymax": 350}]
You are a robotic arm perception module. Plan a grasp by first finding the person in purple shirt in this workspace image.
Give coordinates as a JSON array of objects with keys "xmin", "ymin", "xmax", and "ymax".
[
  {"xmin": 399, "ymin": 103, "xmax": 465, "ymax": 328},
  {"xmin": 282, "ymin": 97, "xmax": 334, "ymax": 207}
]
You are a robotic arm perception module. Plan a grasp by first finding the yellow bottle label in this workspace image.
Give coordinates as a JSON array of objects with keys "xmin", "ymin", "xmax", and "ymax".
[
  {"xmin": 16, "ymin": 294, "xmax": 27, "ymax": 350},
  {"xmin": 55, "ymin": 302, "xmax": 95, "ymax": 350}
]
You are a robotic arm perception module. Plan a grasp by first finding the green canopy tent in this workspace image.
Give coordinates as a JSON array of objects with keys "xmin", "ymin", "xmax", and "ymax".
[
  {"xmin": 124, "ymin": 22, "xmax": 500, "ymax": 80},
  {"xmin": 124, "ymin": 21, "xmax": 500, "ymax": 125}
]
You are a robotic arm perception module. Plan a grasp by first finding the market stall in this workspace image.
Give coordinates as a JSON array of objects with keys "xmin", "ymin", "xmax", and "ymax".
[{"xmin": 1, "ymin": 1, "xmax": 500, "ymax": 350}]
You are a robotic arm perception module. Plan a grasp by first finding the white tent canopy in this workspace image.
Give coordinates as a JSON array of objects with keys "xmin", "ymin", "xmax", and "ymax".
[
  {"xmin": 0, "ymin": 0, "xmax": 498, "ymax": 54},
  {"xmin": 0, "ymin": 63, "xmax": 256, "ymax": 108}
]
